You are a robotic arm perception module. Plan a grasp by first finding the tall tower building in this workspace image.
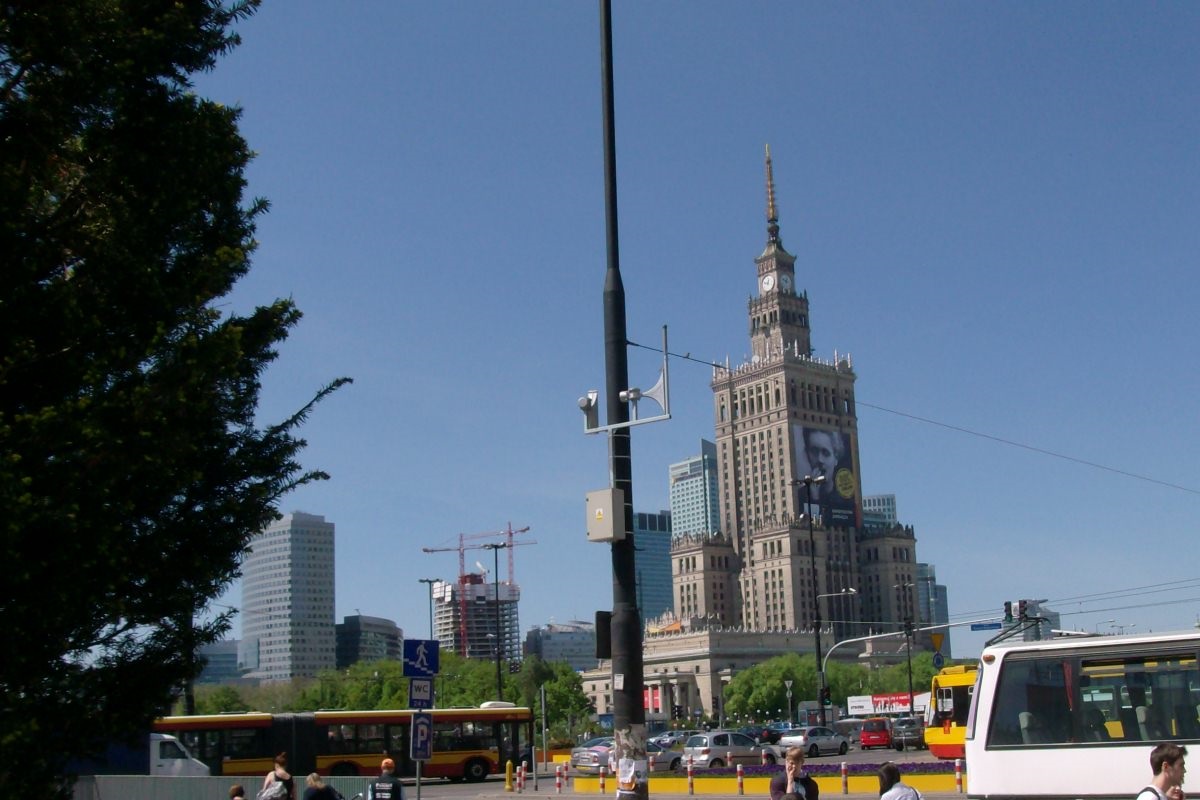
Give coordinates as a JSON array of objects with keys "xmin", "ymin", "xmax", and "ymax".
[
  {"xmin": 633, "ymin": 510, "xmax": 673, "ymax": 622},
  {"xmin": 669, "ymin": 440, "xmax": 720, "ymax": 538},
  {"xmin": 698, "ymin": 147, "xmax": 918, "ymax": 639},
  {"xmin": 239, "ymin": 511, "xmax": 337, "ymax": 681}
]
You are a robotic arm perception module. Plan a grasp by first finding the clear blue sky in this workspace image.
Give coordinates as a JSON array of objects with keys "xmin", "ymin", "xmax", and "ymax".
[{"xmin": 199, "ymin": 2, "xmax": 1200, "ymax": 657}]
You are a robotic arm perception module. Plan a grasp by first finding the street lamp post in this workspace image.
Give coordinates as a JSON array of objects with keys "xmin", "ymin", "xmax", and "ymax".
[
  {"xmin": 784, "ymin": 679, "xmax": 793, "ymax": 726},
  {"xmin": 483, "ymin": 543, "xmax": 508, "ymax": 701},
  {"xmin": 791, "ymin": 474, "xmax": 827, "ymax": 725},
  {"xmin": 1094, "ymin": 618, "xmax": 1115, "ymax": 634},
  {"xmin": 895, "ymin": 582, "xmax": 916, "ymax": 716},
  {"xmin": 418, "ymin": 577, "xmax": 437, "ymax": 639}
]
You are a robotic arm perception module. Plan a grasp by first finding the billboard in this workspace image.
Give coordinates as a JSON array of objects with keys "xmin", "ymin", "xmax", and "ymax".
[{"xmin": 793, "ymin": 425, "xmax": 859, "ymax": 527}]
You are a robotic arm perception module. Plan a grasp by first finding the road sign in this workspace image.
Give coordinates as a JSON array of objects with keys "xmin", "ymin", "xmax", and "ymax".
[
  {"xmin": 933, "ymin": 652, "xmax": 945, "ymax": 669},
  {"xmin": 403, "ymin": 639, "xmax": 439, "ymax": 678},
  {"xmin": 971, "ymin": 622, "xmax": 1003, "ymax": 631},
  {"xmin": 410, "ymin": 712, "xmax": 432, "ymax": 761},
  {"xmin": 409, "ymin": 677, "xmax": 433, "ymax": 709}
]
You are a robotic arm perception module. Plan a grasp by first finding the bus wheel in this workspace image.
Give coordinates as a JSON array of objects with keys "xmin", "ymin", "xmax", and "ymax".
[{"xmin": 463, "ymin": 758, "xmax": 490, "ymax": 783}]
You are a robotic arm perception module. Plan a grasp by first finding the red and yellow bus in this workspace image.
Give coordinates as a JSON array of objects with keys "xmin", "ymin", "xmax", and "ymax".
[
  {"xmin": 156, "ymin": 703, "xmax": 534, "ymax": 781},
  {"xmin": 923, "ymin": 664, "xmax": 977, "ymax": 759}
]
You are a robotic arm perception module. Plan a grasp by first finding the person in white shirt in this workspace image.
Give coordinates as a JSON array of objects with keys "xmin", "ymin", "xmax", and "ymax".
[{"xmin": 878, "ymin": 762, "xmax": 921, "ymax": 800}]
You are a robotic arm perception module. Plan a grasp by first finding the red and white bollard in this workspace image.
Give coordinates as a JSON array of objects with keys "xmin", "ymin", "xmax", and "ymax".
[
  {"xmin": 687, "ymin": 756, "xmax": 695, "ymax": 795},
  {"xmin": 761, "ymin": 749, "xmax": 768, "ymax": 766},
  {"xmin": 736, "ymin": 763, "xmax": 744, "ymax": 796},
  {"xmin": 554, "ymin": 765, "xmax": 562, "ymax": 794},
  {"xmin": 517, "ymin": 763, "xmax": 525, "ymax": 793},
  {"xmin": 599, "ymin": 764, "xmax": 606, "ymax": 794},
  {"xmin": 841, "ymin": 761, "xmax": 849, "ymax": 794},
  {"xmin": 955, "ymin": 758, "xmax": 964, "ymax": 793}
]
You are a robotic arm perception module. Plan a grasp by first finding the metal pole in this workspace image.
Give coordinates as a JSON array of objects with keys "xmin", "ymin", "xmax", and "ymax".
[
  {"xmin": 419, "ymin": 578, "xmax": 437, "ymax": 639},
  {"xmin": 599, "ymin": 2, "xmax": 645, "ymax": 797},
  {"xmin": 805, "ymin": 481, "xmax": 825, "ymax": 727},
  {"xmin": 490, "ymin": 544, "xmax": 505, "ymax": 701}
]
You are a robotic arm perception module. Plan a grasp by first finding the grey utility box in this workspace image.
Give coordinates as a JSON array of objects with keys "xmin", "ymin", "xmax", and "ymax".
[{"xmin": 586, "ymin": 488, "xmax": 627, "ymax": 542}]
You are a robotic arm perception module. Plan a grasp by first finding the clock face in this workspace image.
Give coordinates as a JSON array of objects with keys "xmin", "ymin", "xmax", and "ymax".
[
  {"xmin": 761, "ymin": 274, "xmax": 776, "ymax": 292},
  {"xmin": 780, "ymin": 274, "xmax": 793, "ymax": 292}
]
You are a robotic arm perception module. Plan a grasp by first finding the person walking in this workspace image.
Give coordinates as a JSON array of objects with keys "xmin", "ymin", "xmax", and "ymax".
[
  {"xmin": 367, "ymin": 757, "xmax": 404, "ymax": 800},
  {"xmin": 878, "ymin": 762, "xmax": 921, "ymax": 800},
  {"xmin": 259, "ymin": 753, "xmax": 295, "ymax": 800},
  {"xmin": 302, "ymin": 772, "xmax": 337, "ymax": 800},
  {"xmin": 1136, "ymin": 743, "xmax": 1188, "ymax": 800},
  {"xmin": 769, "ymin": 746, "xmax": 818, "ymax": 800}
]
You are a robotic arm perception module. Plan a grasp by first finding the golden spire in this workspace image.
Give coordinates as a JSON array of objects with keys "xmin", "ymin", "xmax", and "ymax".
[{"xmin": 765, "ymin": 143, "xmax": 780, "ymax": 244}]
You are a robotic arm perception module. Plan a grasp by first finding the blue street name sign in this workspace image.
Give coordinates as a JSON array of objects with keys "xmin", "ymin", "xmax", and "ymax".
[
  {"xmin": 403, "ymin": 639, "xmax": 439, "ymax": 678},
  {"xmin": 971, "ymin": 622, "xmax": 1003, "ymax": 631},
  {"xmin": 408, "ymin": 677, "xmax": 433, "ymax": 709},
  {"xmin": 410, "ymin": 712, "xmax": 433, "ymax": 761}
]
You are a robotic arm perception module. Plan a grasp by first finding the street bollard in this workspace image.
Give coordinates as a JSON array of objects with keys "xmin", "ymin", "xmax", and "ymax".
[
  {"xmin": 736, "ymin": 763, "xmax": 744, "ymax": 796},
  {"xmin": 955, "ymin": 758, "xmax": 964, "ymax": 793},
  {"xmin": 555, "ymin": 764, "xmax": 562, "ymax": 795},
  {"xmin": 505, "ymin": 760, "xmax": 513, "ymax": 793},
  {"xmin": 518, "ymin": 763, "xmax": 525, "ymax": 793},
  {"xmin": 761, "ymin": 749, "xmax": 768, "ymax": 766},
  {"xmin": 599, "ymin": 764, "xmax": 606, "ymax": 794},
  {"xmin": 728, "ymin": 752, "xmax": 733, "ymax": 767},
  {"xmin": 687, "ymin": 756, "xmax": 695, "ymax": 796},
  {"xmin": 841, "ymin": 761, "xmax": 848, "ymax": 794}
]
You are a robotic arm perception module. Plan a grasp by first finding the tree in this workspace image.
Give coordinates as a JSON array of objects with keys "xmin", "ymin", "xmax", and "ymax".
[{"xmin": 0, "ymin": 2, "xmax": 347, "ymax": 795}]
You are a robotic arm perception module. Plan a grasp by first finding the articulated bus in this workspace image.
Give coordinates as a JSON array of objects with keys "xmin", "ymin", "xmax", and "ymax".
[
  {"xmin": 965, "ymin": 631, "xmax": 1200, "ymax": 799},
  {"xmin": 156, "ymin": 703, "xmax": 534, "ymax": 782},
  {"xmin": 924, "ymin": 664, "xmax": 977, "ymax": 759}
]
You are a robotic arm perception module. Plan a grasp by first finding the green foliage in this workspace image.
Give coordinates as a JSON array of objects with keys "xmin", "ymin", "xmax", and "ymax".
[
  {"xmin": 195, "ymin": 685, "xmax": 248, "ymax": 715},
  {"xmin": 0, "ymin": 2, "xmax": 347, "ymax": 795}
]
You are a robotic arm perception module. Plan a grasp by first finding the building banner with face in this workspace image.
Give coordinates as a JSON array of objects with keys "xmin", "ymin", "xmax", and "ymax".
[{"xmin": 793, "ymin": 425, "xmax": 859, "ymax": 527}]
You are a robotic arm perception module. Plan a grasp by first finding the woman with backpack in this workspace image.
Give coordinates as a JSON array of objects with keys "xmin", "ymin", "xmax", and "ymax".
[{"xmin": 258, "ymin": 752, "xmax": 295, "ymax": 800}]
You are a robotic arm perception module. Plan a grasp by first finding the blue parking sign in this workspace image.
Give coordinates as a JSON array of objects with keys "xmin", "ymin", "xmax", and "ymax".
[{"xmin": 410, "ymin": 712, "xmax": 433, "ymax": 761}]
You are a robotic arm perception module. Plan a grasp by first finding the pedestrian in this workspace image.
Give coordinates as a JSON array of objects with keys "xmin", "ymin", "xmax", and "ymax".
[
  {"xmin": 878, "ymin": 762, "xmax": 921, "ymax": 800},
  {"xmin": 230, "ymin": 784, "xmax": 246, "ymax": 800},
  {"xmin": 1136, "ymin": 743, "xmax": 1188, "ymax": 800},
  {"xmin": 367, "ymin": 757, "xmax": 404, "ymax": 800},
  {"xmin": 302, "ymin": 772, "xmax": 337, "ymax": 800},
  {"xmin": 769, "ymin": 746, "xmax": 818, "ymax": 800},
  {"xmin": 258, "ymin": 752, "xmax": 295, "ymax": 800}
]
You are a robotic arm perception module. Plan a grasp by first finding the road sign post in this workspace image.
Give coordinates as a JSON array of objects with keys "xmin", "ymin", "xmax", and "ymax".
[{"xmin": 403, "ymin": 639, "xmax": 440, "ymax": 678}]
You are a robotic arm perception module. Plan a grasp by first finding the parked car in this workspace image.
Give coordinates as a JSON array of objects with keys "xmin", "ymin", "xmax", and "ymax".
[
  {"xmin": 570, "ymin": 737, "xmax": 614, "ymax": 773},
  {"xmin": 891, "ymin": 716, "xmax": 926, "ymax": 751},
  {"xmin": 571, "ymin": 738, "xmax": 681, "ymax": 773},
  {"xmin": 653, "ymin": 730, "xmax": 697, "ymax": 749},
  {"xmin": 859, "ymin": 717, "xmax": 892, "ymax": 750},
  {"xmin": 777, "ymin": 726, "xmax": 850, "ymax": 758},
  {"xmin": 683, "ymin": 730, "xmax": 781, "ymax": 769},
  {"xmin": 738, "ymin": 723, "xmax": 784, "ymax": 744}
]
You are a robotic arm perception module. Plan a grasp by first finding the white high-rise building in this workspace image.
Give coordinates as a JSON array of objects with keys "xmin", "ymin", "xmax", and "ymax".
[
  {"xmin": 669, "ymin": 440, "xmax": 719, "ymax": 539},
  {"xmin": 239, "ymin": 511, "xmax": 336, "ymax": 681}
]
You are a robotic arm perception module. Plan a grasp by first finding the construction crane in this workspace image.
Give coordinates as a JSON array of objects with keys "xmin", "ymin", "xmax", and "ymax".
[{"xmin": 422, "ymin": 523, "xmax": 534, "ymax": 656}]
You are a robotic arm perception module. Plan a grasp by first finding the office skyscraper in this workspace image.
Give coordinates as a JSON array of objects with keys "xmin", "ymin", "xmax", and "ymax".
[
  {"xmin": 669, "ymin": 440, "xmax": 719, "ymax": 538},
  {"xmin": 633, "ymin": 510, "xmax": 673, "ymax": 621},
  {"xmin": 239, "ymin": 511, "xmax": 336, "ymax": 681}
]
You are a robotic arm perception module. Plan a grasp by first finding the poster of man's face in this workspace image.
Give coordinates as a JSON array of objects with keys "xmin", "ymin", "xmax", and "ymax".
[{"xmin": 793, "ymin": 425, "xmax": 859, "ymax": 525}]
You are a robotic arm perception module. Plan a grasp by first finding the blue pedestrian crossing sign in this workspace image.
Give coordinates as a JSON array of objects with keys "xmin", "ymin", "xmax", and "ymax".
[
  {"xmin": 410, "ymin": 712, "xmax": 433, "ymax": 761},
  {"xmin": 403, "ymin": 639, "xmax": 439, "ymax": 678}
]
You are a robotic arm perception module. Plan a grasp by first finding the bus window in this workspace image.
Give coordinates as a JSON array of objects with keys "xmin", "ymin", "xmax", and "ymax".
[{"xmin": 987, "ymin": 657, "xmax": 1072, "ymax": 746}]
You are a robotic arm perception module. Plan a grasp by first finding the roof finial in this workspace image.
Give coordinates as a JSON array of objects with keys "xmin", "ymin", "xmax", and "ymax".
[{"xmin": 765, "ymin": 144, "xmax": 780, "ymax": 244}]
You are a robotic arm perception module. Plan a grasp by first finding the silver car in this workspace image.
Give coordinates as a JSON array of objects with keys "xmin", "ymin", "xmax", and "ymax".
[
  {"xmin": 571, "ymin": 737, "xmax": 681, "ymax": 773},
  {"xmin": 682, "ymin": 730, "xmax": 781, "ymax": 769},
  {"xmin": 777, "ymin": 725, "xmax": 850, "ymax": 758}
]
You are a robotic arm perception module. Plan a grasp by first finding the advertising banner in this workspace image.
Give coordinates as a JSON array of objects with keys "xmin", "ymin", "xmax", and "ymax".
[{"xmin": 793, "ymin": 425, "xmax": 859, "ymax": 527}]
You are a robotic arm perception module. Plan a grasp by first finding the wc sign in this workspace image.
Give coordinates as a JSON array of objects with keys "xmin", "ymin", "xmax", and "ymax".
[{"xmin": 410, "ymin": 712, "xmax": 432, "ymax": 761}]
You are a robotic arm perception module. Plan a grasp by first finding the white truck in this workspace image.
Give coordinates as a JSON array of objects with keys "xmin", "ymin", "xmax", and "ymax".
[{"xmin": 70, "ymin": 732, "xmax": 210, "ymax": 776}]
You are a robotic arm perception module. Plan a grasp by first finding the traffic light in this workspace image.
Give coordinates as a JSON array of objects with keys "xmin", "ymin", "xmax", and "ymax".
[
  {"xmin": 1018, "ymin": 600, "xmax": 1028, "ymax": 621},
  {"xmin": 1003, "ymin": 601, "xmax": 1013, "ymax": 622},
  {"xmin": 820, "ymin": 687, "xmax": 832, "ymax": 706},
  {"xmin": 672, "ymin": 704, "xmax": 683, "ymax": 720}
]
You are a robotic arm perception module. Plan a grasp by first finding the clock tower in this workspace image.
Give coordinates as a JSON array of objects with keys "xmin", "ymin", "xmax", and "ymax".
[
  {"xmin": 711, "ymin": 146, "xmax": 864, "ymax": 633},
  {"xmin": 750, "ymin": 146, "xmax": 811, "ymax": 363}
]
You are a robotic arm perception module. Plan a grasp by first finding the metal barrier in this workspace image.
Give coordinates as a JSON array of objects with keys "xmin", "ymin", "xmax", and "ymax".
[{"xmin": 74, "ymin": 776, "xmax": 372, "ymax": 800}]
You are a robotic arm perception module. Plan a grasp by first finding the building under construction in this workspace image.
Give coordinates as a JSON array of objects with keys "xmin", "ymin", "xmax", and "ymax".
[{"xmin": 431, "ymin": 573, "xmax": 520, "ymax": 662}]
